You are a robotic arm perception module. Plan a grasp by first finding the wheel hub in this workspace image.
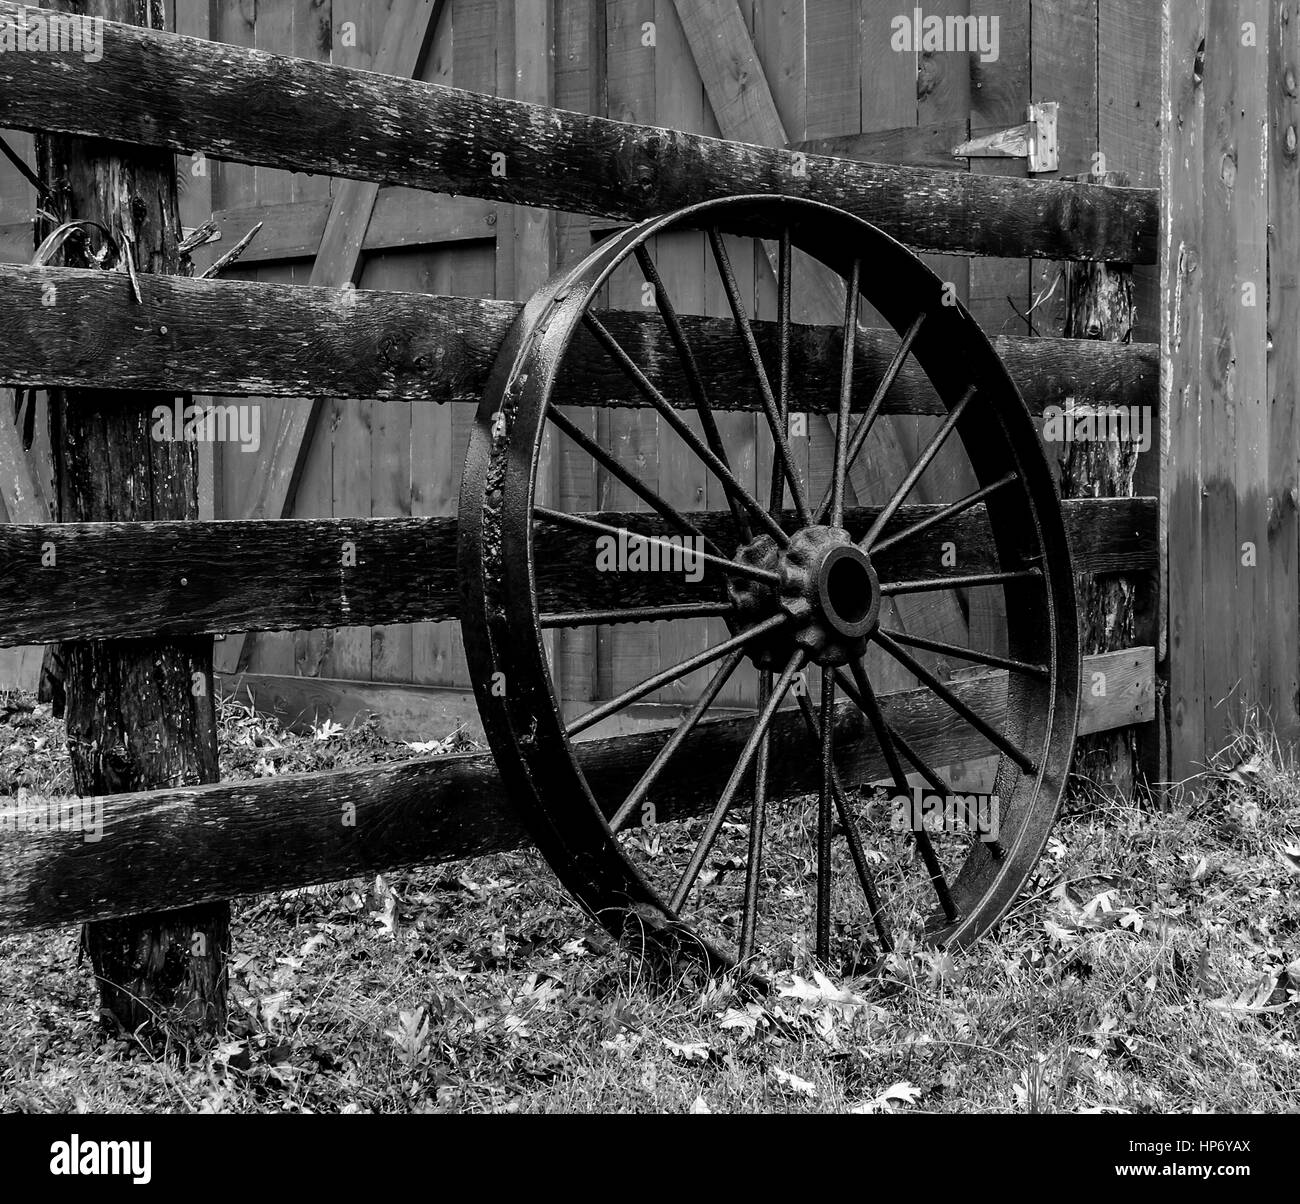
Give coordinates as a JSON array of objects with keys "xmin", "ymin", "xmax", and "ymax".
[{"xmin": 729, "ymin": 526, "xmax": 881, "ymax": 667}]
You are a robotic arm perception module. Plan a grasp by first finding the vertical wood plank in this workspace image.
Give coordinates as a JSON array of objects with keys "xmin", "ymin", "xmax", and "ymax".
[
  {"xmin": 209, "ymin": 0, "xmax": 259, "ymax": 213},
  {"xmin": 968, "ymin": 0, "xmax": 1030, "ymax": 338},
  {"xmin": 602, "ymin": 0, "xmax": 661, "ymax": 701},
  {"xmin": 253, "ymin": 0, "xmax": 296, "ymax": 206},
  {"xmin": 1268, "ymin": 0, "xmax": 1300, "ymax": 742},
  {"xmin": 292, "ymin": 0, "xmax": 335, "ymax": 204},
  {"xmin": 652, "ymin": 0, "xmax": 712, "ymax": 704},
  {"xmin": 411, "ymin": 1, "xmax": 459, "ymax": 690},
  {"xmin": 366, "ymin": 253, "xmax": 414, "ymax": 684},
  {"xmin": 1163, "ymin": 0, "xmax": 1207, "ymax": 780},
  {"xmin": 411, "ymin": 249, "xmax": 456, "ymax": 687},
  {"xmin": 805, "ymin": 0, "xmax": 860, "ymax": 139},
  {"xmin": 1032, "ymin": 0, "xmax": 1099, "ymax": 339},
  {"xmin": 1227, "ymin": 0, "xmax": 1269, "ymax": 745},
  {"xmin": 1099, "ymin": 0, "xmax": 1161, "ymax": 346},
  {"xmin": 553, "ymin": 0, "xmax": 603, "ymax": 703},
  {"xmin": 319, "ymin": 0, "xmax": 381, "ymax": 683},
  {"xmin": 754, "ymin": 0, "xmax": 806, "ymax": 141}
]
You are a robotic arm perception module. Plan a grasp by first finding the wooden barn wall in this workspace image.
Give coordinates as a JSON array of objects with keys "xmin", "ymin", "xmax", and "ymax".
[
  {"xmin": 0, "ymin": 2, "xmax": 1166, "ymax": 749},
  {"xmin": 1164, "ymin": 0, "xmax": 1300, "ymax": 778}
]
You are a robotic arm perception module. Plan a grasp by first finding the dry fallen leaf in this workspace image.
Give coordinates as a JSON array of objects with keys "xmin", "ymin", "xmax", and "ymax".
[
  {"xmin": 770, "ymin": 1067, "xmax": 818, "ymax": 1098},
  {"xmin": 851, "ymin": 1081, "xmax": 922, "ymax": 1114},
  {"xmin": 664, "ymin": 1038, "xmax": 711, "ymax": 1063}
]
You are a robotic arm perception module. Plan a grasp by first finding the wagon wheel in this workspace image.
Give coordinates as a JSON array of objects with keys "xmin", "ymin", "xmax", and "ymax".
[{"xmin": 460, "ymin": 195, "xmax": 1079, "ymax": 975}]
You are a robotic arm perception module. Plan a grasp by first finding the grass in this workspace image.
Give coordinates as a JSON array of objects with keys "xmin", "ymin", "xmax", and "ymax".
[{"xmin": 0, "ymin": 689, "xmax": 1297, "ymax": 1114}]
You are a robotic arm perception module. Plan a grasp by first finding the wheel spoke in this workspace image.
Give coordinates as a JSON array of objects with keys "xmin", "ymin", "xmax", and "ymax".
[
  {"xmin": 888, "ymin": 722, "xmax": 1007, "ymax": 863},
  {"xmin": 738, "ymin": 669, "xmax": 773, "ymax": 961},
  {"xmin": 860, "ymin": 385, "xmax": 976, "ymax": 550},
  {"xmin": 793, "ymin": 688, "xmax": 892, "ymax": 953},
  {"xmin": 634, "ymin": 245, "xmax": 752, "ymax": 544},
  {"xmin": 834, "ymin": 664, "xmax": 1007, "ymax": 864},
  {"xmin": 541, "ymin": 602, "xmax": 737, "ymax": 628},
  {"xmin": 609, "ymin": 648, "xmax": 746, "ymax": 833},
  {"xmin": 880, "ymin": 568, "xmax": 1042, "ymax": 596},
  {"xmin": 870, "ymin": 471, "xmax": 1017, "ymax": 554},
  {"xmin": 583, "ymin": 312, "xmax": 789, "ymax": 546},
  {"xmin": 770, "ymin": 226, "xmax": 793, "ymax": 515},
  {"xmin": 707, "ymin": 228, "xmax": 812, "ymax": 526},
  {"xmin": 878, "ymin": 628, "xmax": 1048, "ymax": 679},
  {"xmin": 534, "ymin": 507, "xmax": 779, "ymax": 589},
  {"xmin": 829, "ymin": 257, "xmax": 861, "ymax": 529},
  {"xmin": 872, "ymin": 631, "xmax": 1039, "ymax": 773},
  {"xmin": 844, "ymin": 658, "xmax": 959, "ymax": 924},
  {"xmin": 670, "ymin": 650, "xmax": 806, "ymax": 913},
  {"xmin": 547, "ymin": 405, "xmax": 721, "ymax": 557},
  {"xmin": 816, "ymin": 673, "xmax": 836, "ymax": 961},
  {"xmin": 566, "ymin": 612, "xmax": 789, "ymax": 738},
  {"xmin": 814, "ymin": 313, "xmax": 926, "ymax": 526}
]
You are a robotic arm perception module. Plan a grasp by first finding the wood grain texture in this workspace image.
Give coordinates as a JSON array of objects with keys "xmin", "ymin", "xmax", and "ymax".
[
  {"xmin": 189, "ymin": 194, "xmax": 497, "ymax": 269},
  {"xmin": 0, "ymin": 0, "xmax": 1158, "ymax": 262},
  {"xmin": 1267, "ymin": 1, "xmax": 1300, "ymax": 741},
  {"xmin": 0, "ymin": 645, "xmax": 1154, "ymax": 930},
  {"xmin": 0, "ymin": 263, "xmax": 1159, "ymax": 411},
  {"xmin": 1163, "ymin": 0, "xmax": 1207, "ymax": 781},
  {"xmin": 0, "ymin": 497, "xmax": 1156, "ymax": 645}
]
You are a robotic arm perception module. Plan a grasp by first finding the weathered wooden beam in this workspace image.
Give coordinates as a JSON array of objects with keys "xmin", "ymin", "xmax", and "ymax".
[
  {"xmin": 0, "ymin": 264, "xmax": 1158, "ymax": 412},
  {"xmin": 0, "ymin": 1, "xmax": 1158, "ymax": 262},
  {"xmin": 0, "ymin": 645, "xmax": 1154, "ymax": 931},
  {"xmin": 0, "ymin": 498, "xmax": 1156, "ymax": 646}
]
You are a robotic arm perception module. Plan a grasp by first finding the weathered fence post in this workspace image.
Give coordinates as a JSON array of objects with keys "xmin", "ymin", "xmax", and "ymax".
[
  {"xmin": 35, "ymin": 0, "xmax": 225, "ymax": 1045},
  {"xmin": 1058, "ymin": 170, "xmax": 1143, "ymax": 794}
]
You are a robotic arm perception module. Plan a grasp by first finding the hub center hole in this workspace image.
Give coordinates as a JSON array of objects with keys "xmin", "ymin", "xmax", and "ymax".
[{"xmin": 825, "ymin": 553, "xmax": 872, "ymax": 626}]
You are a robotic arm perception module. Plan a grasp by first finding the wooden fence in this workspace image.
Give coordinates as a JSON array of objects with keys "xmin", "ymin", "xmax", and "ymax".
[
  {"xmin": 0, "ymin": 0, "xmax": 1170, "ymax": 932},
  {"xmin": 2, "ymin": 0, "xmax": 1167, "ymax": 753}
]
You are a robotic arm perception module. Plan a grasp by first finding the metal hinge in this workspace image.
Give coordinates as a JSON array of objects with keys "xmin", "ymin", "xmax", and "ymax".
[{"xmin": 952, "ymin": 102, "xmax": 1059, "ymax": 173}]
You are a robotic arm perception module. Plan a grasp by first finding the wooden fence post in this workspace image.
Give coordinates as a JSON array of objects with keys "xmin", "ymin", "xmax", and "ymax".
[
  {"xmin": 36, "ymin": 0, "xmax": 224, "ymax": 1045},
  {"xmin": 1058, "ymin": 169, "xmax": 1144, "ymax": 793}
]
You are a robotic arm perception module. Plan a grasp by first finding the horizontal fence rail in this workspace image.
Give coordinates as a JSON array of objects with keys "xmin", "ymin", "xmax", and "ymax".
[
  {"xmin": 0, "ymin": 645, "xmax": 1154, "ymax": 931},
  {"xmin": 0, "ymin": 266, "xmax": 1159, "ymax": 412},
  {"xmin": 0, "ymin": 3, "xmax": 1158, "ymax": 263},
  {"xmin": 0, "ymin": 499, "xmax": 1157, "ymax": 645}
]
